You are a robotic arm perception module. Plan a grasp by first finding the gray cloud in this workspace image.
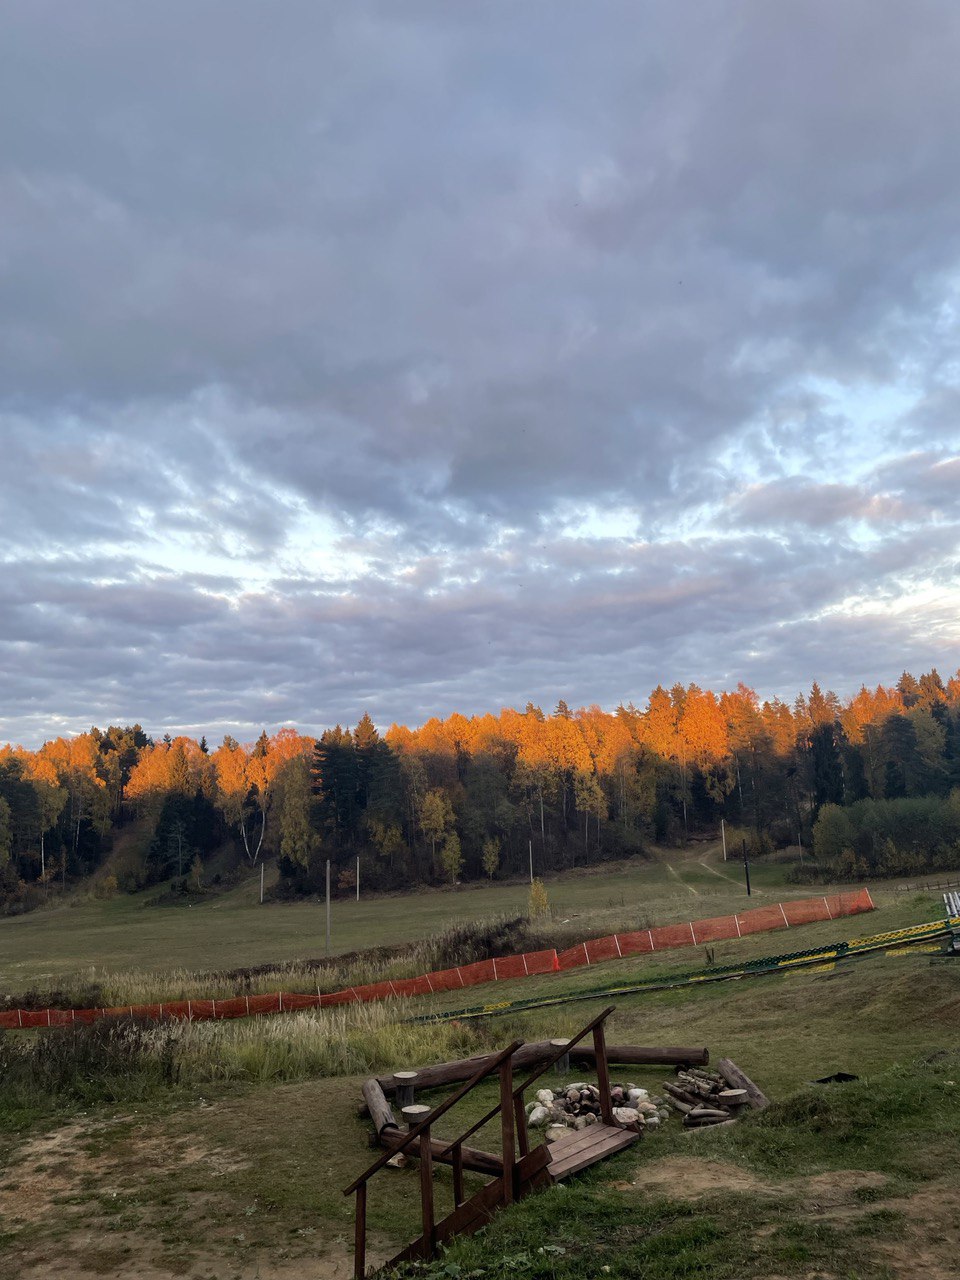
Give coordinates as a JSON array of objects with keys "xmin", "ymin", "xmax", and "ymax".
[{"xmin": 1, "ymin": 2, "xmax": 960, "ymax": 744}]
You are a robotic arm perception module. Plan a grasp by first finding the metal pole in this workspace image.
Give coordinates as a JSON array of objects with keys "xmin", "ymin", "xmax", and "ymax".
[
  {"xmin": 528, "ymin": 839, "xmax": 533, "ymax": 885},
  {"xmin": 356, "ymin": 855, "xmax": 360, "ymax": 902},
  {"xmin": 721, "ymin": 818, "xmax": 726, "ymax": 862},
  {"xmin": 326, "ymin": 859, "xmax": 331, "ymax": 955},
  {"xmin": 260, "ymin": 861, "xmax": 264, "ymax": 905},
  {"xmin": 742, "ymin": 839, "xmax": 751, "ymax": 897}
]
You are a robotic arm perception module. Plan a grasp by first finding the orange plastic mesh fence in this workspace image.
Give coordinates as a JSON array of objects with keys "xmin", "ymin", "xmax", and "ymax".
[
  {"xmin": 584, "ymin": 935, "xmax": 622, "ymax": 964},
  {"xmin": 736, "ymin": 904, "xmax": 791, "ymax": 935},
  {"xmin": 0, "ymin": 890, "xmax": 874, "ymax": 1030},
  {"xmin": 556, "ymin": 942, "xmax": 591, "ymax": 971},
  {"xmin": 691, "ymin": 914, "xmax": 741, "ymax": 943},
  {"xmin": 616, "ymin": 929, "xmax": 655, "ymax": 956},
  {"xmin": 650, "ymin": 922, "xmax": 698, "ymax": 949}
]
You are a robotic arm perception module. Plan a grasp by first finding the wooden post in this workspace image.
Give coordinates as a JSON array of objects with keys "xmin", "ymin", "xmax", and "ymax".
[
  {"xmin": 394, "ymin": 1071, "xmax": 418, "ymax": 1109},
  {"xmin": 499, "ymin": 1060, "xmax": 515, "ymax": 1205},
  {"xmin": 354, "ymin": 1183, "xmax": 366, "ymax": 1280},
  {"xmin": 550, "ymin": 1038, "xmax": 571, "ymax": 1076},
  {"xmin": 593, "ymin": 1022, "xmax": 614, "ymax": 1124},
  {"xmin": 402, "ymin": 1104, "xmax": 432, "ymax": 1130},
  {"xmin": 451, "ymin": 1141, "xmax": 465, "ymax": 1207},
  {"xmin": 419, "ymin": 1120, "xmax": 435, "ymax": 1254},
  {"xmin": 513, "ymin": 1092, "xmax": 529, "ymax": 1158}
]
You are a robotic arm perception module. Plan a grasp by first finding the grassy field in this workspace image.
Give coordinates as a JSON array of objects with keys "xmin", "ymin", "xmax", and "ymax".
[
  {"xmin": 0, "ymin": 842, "xmax": 911, "ymax": 994},
  {"xmin": 1, "ymin": 848, "xmax": 957, "ymax": 1278},
  {"xmin": 1, "ymin": 941, "xmax": 958, "ymax": 1279}
]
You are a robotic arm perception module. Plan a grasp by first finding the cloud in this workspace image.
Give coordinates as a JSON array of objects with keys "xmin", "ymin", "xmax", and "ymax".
[{"xmin": 1, "ymin": 2, "xmax": 960, "ymax": 743}]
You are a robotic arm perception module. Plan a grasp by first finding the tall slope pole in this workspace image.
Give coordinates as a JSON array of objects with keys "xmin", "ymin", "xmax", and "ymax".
[{"xmin": 326, "ymin": 858, "xmax": 332, "ymax": 955}]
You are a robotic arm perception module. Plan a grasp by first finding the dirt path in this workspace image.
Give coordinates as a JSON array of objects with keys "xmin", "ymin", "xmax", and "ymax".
[
  {"xmin": 697, "ymin": 858, "xmax": 766, "ymax": 894},
  {"xmin": 0, "ymin": 1087, "xmax": 397, "ymax": 1280},
  {"xmin": 664, "ymin": 862, "xmax": 700, "ymax": 895}
]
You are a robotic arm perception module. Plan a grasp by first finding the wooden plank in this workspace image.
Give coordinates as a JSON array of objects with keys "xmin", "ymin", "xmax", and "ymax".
[
  {"xmin": 515, "ymin": 1141, "xmax": 551, "ymax": 1193},
  {"xmin": 546, "ymin": 1124, "xmax": 622, "ymax": 1162},
  {"xmin": 435, "ymin": 1177, "xmax": 506, "ymax": 1243},
  {"xmin": 549, "ymin": 1129, "xmax": 638, "ymax": 1180},
  {"xmin": 547, "ymin": 1124, "xmax": 637, "ymax": 1163}
]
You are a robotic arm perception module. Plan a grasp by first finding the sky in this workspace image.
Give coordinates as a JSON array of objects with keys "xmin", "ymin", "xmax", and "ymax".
[{"xmin": 1, "ymin": 1, "xmax": 959, "ymax": 749}]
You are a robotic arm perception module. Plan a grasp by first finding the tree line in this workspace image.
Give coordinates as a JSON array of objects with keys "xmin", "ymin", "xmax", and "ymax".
[{"xmin": 1, "ymin": 668, "xmax": 959, "ymax": 909}]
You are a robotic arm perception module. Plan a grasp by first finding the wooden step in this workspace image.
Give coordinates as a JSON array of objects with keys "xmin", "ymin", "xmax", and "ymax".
[{"xmin": 546, "ymin": 1123, "xmax": 639, "ymax": 1181}]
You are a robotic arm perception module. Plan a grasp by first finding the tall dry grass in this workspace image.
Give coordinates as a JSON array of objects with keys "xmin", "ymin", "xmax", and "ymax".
[{"xmin": 0, "ymin": 1001, "xmax": 495, "ymax": 1123}]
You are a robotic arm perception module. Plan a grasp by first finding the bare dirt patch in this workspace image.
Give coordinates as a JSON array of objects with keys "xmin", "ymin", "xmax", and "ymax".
[
  {"xmin": 622, "ymin": 1155, "xmax": 960, "ymax": 1280},
  {"xmin": 617, "ymin": 1155, "xmax": 775, "ymax": 1199}
]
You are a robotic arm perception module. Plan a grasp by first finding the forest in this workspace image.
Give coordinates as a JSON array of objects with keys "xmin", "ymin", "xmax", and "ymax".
[{"xmin": 1, "ymin": 668, "xmax": 959, "ymax": 912}]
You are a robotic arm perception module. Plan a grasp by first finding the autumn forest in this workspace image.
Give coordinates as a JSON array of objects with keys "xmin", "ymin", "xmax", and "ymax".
[{"xmin": 2, "ymin": 668, "xmax": 960, "ymax": 913}]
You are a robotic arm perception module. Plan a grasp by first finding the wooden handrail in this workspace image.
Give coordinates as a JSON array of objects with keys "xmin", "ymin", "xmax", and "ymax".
[
  {"xmin": 436, "ymin": 1007, "xmax": 615, "ymax": 1158},
  {"xmin": 511, "ymin": 1006, "xmax": 615, "ymax": 1099},
  {"xmin": 343, "ymin": 1039, "xmax": 524, "ymax": 1195}
]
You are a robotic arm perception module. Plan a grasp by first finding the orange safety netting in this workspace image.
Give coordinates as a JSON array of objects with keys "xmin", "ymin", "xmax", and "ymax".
[{"xmin": 0, "ymin": 889, "xmax": 873, "ymax": 1030}]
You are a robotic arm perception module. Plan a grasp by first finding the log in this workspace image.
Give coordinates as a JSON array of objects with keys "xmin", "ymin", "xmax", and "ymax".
[
  {"xmin": 379, "ymin": 1127, "xmax": 505, "ymax": 1178},
  {"xmin": 362, "ymin": 1077, "xmax": 400, "ymax": 1135},
  {"xmin": 375, "ymin": 1043, "xmax": 708, "ymax": 1093},
  {"xmin": 685, "ymin": 1118, "xmax": 736, "ymax": 1133},
  {"xmin": 717, "ymin": 1089, "xmax": 748, "ymax": 1106},
  {"xmin": 394, "ymin": 1070, "xmax": 419, "ymax": 1109},
  {"xmin": 666, "ymin": 1097, "xmax": 694, "ymax": 1114},
  {"xmin": 577, "ymin": 1044, "xmax": 709, "ymax": 1069},
  {"xmin": 716, "ymin": 1058, "xmax": 770, "ymax": 1110},
  {"xmin": 663, "ymin": 1082, "xmax": 702, "ymax": 1108}
]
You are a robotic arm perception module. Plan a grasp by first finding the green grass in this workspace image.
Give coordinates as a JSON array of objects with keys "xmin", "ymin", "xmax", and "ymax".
[
  {"xmin": 0, "ymin": 842, "xmax": 921, "ymax": 999},
  {"xmin": 0, "ymin": 916, "xmax": 957, "ymax": 1279},
  {"xmin": 407, "ymin": 1049, "xmax": 960, "ymax": 1280}
]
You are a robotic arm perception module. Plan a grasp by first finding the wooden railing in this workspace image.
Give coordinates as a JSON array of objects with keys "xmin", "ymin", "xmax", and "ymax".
[
  {"xmin": 344, "ymin": 1039, "xmax": 523, "ymax": 1279},
  {"xmin": 343, "ymin": 1009, "xmax": 618, "ymax": 1279}
]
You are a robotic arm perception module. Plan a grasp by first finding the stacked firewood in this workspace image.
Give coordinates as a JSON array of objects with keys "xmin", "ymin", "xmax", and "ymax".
[
  {"xmin": 662, "ymin": 1066, "xmax": 749, "ymax": 1128},
  {"xmin": 525, "ymin": 1082, "xmax": 672, "ymax": 1141}
]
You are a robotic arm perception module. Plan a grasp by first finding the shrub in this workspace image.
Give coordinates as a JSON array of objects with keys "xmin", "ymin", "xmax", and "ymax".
[{"xmin": 528, "ymin": 877, "xmax": 549, "ymax": 920}]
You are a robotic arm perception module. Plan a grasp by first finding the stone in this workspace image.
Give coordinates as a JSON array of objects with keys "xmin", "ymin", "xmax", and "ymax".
[
  {"xmin": 545, "ymin": 1125, "xmax": 568, "ymax": 1144},
  {"xmin": 528, "ymin": 1105, "xmax": 551, "ymax": 1127},
  {"xmin": 536, "ymin": 1088, "xmax": 555, "ymax": 1106},
  {"xmin": 612, "ymin": 1106, "xmax": 641, "ymax": 1126}
]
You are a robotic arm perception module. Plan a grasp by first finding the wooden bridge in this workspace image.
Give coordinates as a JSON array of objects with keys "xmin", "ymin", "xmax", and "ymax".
[{"xmin": 343, "ymin": 1007, "xmax": 639, "ymax": 1278}]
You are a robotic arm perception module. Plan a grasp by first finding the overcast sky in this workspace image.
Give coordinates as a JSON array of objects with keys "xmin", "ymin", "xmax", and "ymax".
[{"xmin": 2, "ymin": 2, "xmax": 959, "ymax": 748}]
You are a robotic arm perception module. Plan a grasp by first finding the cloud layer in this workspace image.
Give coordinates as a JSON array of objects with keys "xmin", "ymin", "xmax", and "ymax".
[{"xmin": 2, "ymin": 2, "xmax": 959, "ymax": 745}]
